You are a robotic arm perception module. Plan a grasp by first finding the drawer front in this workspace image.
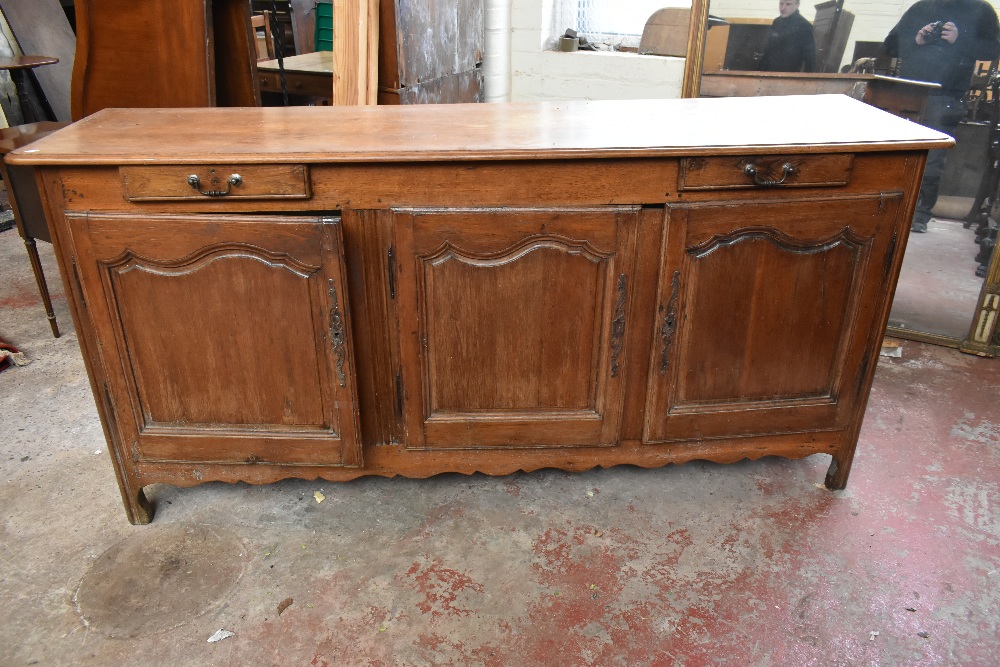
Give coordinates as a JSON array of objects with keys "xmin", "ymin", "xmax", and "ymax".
[
  {"xmin": 678, "ymin": 153, "xmax": 854, "ymax": 191},
  {"xmin": 258, "ymin": 71, "xmax": 333, "ymax": 99},
  {"xmin": 121, "ymin": 165, "xmax": 311, "ymax": 201}
]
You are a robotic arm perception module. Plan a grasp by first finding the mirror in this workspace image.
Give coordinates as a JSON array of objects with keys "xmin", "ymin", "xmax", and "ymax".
[
  {"xmin": 700, "ymin": 0, "xmax": 897, "ymax": 76},
  {"xmin": 680, "ymin": 0, "xmax": 1000, "ymax": 356}
]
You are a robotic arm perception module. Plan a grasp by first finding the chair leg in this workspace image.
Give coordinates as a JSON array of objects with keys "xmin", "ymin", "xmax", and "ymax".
[{"xmin": 22, "ymin": 236, "xmax": 60, "ymax": 338}]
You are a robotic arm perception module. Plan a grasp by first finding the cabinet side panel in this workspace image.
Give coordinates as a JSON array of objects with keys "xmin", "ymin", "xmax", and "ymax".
[{"xmin": 36, "ymin": 169, "xmax": 154, "ymax": 523}]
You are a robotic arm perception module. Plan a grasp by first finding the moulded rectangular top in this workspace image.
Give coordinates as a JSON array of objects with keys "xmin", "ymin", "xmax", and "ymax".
[{"xmin": 8, "ymin": 94, "xmax": 954, "ymax": 166}]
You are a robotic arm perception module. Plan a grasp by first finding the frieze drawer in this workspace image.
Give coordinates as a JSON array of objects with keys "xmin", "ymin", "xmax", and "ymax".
[
  {"xmin": 121, "ymin": 164, "xmax": 311, "ymax": 201},
  {"xmin": 678, "ymin": 154, "xmax": 854, "ymax": 190}
]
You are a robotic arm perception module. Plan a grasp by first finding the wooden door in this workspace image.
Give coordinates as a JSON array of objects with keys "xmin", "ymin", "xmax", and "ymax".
[
  {"xmin": 645, "ymin": 194, "xmax": 903, "ymax": 442},
  {"xmin": 67, "ymin": 212, "xmax": 361, "ymax": 467},
  {"xmin": 393, "ymin": 207, "xmax": 639, "ymax": 449}
]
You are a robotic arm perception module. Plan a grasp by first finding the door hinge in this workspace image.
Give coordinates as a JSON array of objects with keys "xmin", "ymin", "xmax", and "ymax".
[
  {"xmin": 387, "ymin": 246, "xmax": 396, "ymax": 299},
  {"xmin": 855, "ymin": 354, "xmax": 870, "ymax": 398},
  {"xmin": 394, "ymin": 371, "xmax": 403, "ymax": 418},
  {"xmin": 328, "ymin": 280, "xmax": 347, "ymax": 388},
  {"xmin": 71, "ymin": 257, "xmax": 85, "ymax": 309},
  {"xmin": 609, "ymin": 273, "xmax": 627, "ymax": 378},
  {"xmin": 882, "ymin": 232, "xmax": 897, "ymax": 280},
  {"xmin": 660, "ymin": 270, "xmax": 681, "ymax": 375}
]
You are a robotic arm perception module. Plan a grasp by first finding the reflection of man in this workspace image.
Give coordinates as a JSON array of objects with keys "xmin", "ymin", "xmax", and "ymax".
[
  {"xmin": 759, "ymin": 0, "xmax": 816, "ymax": 72},
  {"xmin": 885, "ymin": 0, "xmax": 1000, "ymax": 233}
]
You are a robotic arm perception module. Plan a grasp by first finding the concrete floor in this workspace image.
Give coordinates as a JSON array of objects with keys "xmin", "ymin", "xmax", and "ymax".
[{"xmin": 1, "ymin": 224, "xmax": 999, "ymax": 667}]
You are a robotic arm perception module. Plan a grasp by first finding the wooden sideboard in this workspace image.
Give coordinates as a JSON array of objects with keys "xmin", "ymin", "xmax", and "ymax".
[{"xmin": 10, "ymin": 96, "xmax": 951, "ymax": 524}]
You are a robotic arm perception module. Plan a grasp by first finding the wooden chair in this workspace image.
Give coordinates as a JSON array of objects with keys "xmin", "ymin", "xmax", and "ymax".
[
  {"xmin": 638, "ymin": 8, "xmax": 691, "ymax": 57},
  {"xmin": 0, "ymin": 121, "xmax": 70, "ymax": 338},
  {"xmin": 251, "ymin": 11, "xmax": 276, "ymax": 61}
]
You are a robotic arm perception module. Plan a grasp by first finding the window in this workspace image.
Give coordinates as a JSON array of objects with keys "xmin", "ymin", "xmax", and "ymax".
[{"xmin": 566, "ymin": 0, "xmax": 691, "ymax": 48}]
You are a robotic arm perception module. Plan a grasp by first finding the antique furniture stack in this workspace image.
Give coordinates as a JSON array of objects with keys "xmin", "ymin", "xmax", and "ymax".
[{"xmin": 10, "ymin": 95, "xmax": 950, "ymax": 523}]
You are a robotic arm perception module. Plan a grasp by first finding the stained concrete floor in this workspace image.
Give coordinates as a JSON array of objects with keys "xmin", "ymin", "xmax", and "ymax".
[{"xmin": 1, "ymin": 224, "xmax": 999, "ymax": 667}]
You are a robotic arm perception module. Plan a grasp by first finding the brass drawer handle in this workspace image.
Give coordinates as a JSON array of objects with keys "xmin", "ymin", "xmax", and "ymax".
[
  {"xmin": 744, "ymin": 162, "xmax": 796, "ymax": 187},
  {"xmin": 187, "ymin": 173, "xmax": 242, "ymax": 196}
]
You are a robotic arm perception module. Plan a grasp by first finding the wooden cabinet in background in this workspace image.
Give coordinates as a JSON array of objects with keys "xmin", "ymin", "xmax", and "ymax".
[
  {"xmin": 11, "ymin": 96, "xmax": 951, "ymax": 523},
  {"xmin": 71, "ymin": 0, "xmax": 259, "ymax": 119}
]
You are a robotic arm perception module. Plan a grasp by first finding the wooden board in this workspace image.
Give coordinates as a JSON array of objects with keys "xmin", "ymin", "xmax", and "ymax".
[
  {"xmin": 288, "ymin": 0, "xmax": 316, "ymax": 55},
  {"xmin": 393, "ymin": 0, "xmax": 482, "ymax": 87},
  {"xmin": 332, "ymin": 0, "xmax": 378, "ymax": 105}
]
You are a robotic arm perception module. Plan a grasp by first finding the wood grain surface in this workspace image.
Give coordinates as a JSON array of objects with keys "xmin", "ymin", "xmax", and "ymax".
[{"xmin": 11, "ymin": 95, "xmax": 952, "ymax": 167}]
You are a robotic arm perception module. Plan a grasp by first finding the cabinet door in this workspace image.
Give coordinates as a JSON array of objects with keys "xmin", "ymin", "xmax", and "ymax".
[
  {"xmin": 67, "ymin": 212, "xmax": 361, "ymax": 467},
  {"xmin": 393, "ymin": 207, "xmax": 639, "ymax": 449},
  {"xmin": 645, "ymin": 194, "xmax": 903, "ymax": 442}
]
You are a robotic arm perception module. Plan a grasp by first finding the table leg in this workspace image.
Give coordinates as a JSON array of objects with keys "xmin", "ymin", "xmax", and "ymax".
[
  {"xmin": 8, "ymin": 69, "xmax": 54, "ymax": 124},
  {"xmin": 21, "ymin": 236, "xmax": 60, "ymax": 338}
]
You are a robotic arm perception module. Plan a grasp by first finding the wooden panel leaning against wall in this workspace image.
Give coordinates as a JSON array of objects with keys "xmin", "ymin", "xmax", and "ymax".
[{"xmin": 377, "ymin": 0, "xmax": 485, "ymax": 104}]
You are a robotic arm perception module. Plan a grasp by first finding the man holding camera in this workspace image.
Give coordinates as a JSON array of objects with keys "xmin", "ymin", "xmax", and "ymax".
[{"xmin": 885, "ymin": 0, "xmax": 1000, "ymax": 233}]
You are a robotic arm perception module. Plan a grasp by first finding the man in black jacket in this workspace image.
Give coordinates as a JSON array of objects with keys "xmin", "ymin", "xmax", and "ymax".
[
  {"xmin": 759, "ymin": 0, "xmax": 816, "ymax": 72},
  {"xmin": 885, "ymin": 0, "xmax": 1000, "ymax": 232}
]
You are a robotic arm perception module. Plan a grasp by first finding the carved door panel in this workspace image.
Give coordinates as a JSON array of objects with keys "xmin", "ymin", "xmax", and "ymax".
[
  {"xmin": 645, "ymin": 194, "xmax": 903, "ymax": 442},
  {"xmin": 393, "ymin": 207, "xmax": 639, "ymax": 449},
  {"xmin": 67, "ymin": 212, "xmax": 361, "ymax": 466}
]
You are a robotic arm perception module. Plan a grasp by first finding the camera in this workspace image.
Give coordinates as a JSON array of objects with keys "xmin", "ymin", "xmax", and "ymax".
[{"xmin": 925, "ymin": 21, "xmax": 945, "ymax": 44}]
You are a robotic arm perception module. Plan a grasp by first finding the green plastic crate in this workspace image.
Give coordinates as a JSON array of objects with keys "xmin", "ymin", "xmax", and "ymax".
[{"xmin": 315, "ymin": 2, "xmax": 333, "ymax": 51}]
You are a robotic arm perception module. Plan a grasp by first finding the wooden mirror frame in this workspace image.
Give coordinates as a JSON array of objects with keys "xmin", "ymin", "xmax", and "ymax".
[
  {"xmin": 889, "ymin": 245, "xmax": 1000, "ymax": 357},
  {"xmin": 961, "ymin": 245, "xmax": 1000, "ymax": 356},
  {"xmin": 681, "ymin": 0, "xmax": 710, "ymax": 98},
  {"xmin": 680, "ymin": 2, "xmax": 1000, "ymax": 356}
]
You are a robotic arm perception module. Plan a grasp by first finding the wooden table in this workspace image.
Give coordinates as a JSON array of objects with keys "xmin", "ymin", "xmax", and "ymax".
[
  {"xmin": 9, "ymin": 96, "xmax": 952, "ymax": 524},
  {"xmin": 0, "ymin": 56, "xmax": 59, "ymax": 123},
  {"xmin": 257, "ymin": 51, "xmax": 332, "ymax": 100},
  {"xmin": 0, "ymin": 121, "xmax": 68, "ymax": 337}
]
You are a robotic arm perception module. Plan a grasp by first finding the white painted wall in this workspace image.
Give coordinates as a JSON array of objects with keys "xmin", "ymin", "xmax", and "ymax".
[
  {"xmin": 508, "ymin": 0, "xmax": 688, "ymax": 102},
  {"xmin": 484, "ymin": 0, "xmax": 513, "ymax": 101}
]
